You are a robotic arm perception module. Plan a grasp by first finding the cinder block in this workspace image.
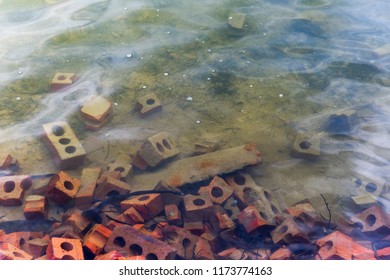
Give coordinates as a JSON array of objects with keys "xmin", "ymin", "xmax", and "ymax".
[
  {"xmin": 0, "ymin": 175, "xmax": 31, "ymax": 206},
  {"xmin": 107, "ymin": 153, "xmax": 133, "ymax": 179},
  {"xmin": 75, "ymin": 167, "xmax": 102, "ymax": 209},
  {"xmin": 80, "ymin": 95, "xmax": 112, "ymax": 123},
  {"xmin": 42, "ymin": 121, "xmax": 86, "ymax": 169},
  {"xmin": 23, "ymin": 195, "xmax": 47, "ymax": 220},
  {"xmin": 83, "ymin": 224, "xmax": 112, "ymax": 256},
  {"xmin": 351, "ymin": 205, "xmax": 390, "ymax": 236},
  {"xmin": 138, "ymin": 132, "xmax": 180, "ymax": 167},
  {"xmin": 120, "ymin": 193, "xmax": 164, "ymax": 219},
  {"xmin": 105, "ymin": 225, "xmax": 177, "ymax": 260},
  {"xmin": 183, "ymin": 194, "xmax": 214, "ymax": 221},
  {"xmin": 165, "ymin": 204, "xmax": 182, "ymax": 225},
  {"xmin": 290, "ymin": 132, "xmax": 321, "ymax": 161},
  {"xmin": 0, "ymin": 243, "xmax": 33, "ymax": 260},
  {"xmin": 94, "ymin": 176, "xmax": 131, "ymax": 200},
  {"xmin": 163, "ymin": 226, "xmax": 199, "ymax": 259},
  {"xmin": 136, "ymin": 93, "xmax": 162, "ymax": 117},
  {"xmin": 198, "ymin": 176, "xmax": 233, "ymax": 205},
  {"xmin": 51, "ymin": 72, "xmax": 76, "ymax": 91},
  {"xmin": 270, "ymin": 217, "xmax": 310, "ymax": 244},
  {"xmin": 46, "ymin": 237, "xmax": 84, "ymax": 260},
  {"xmin": 46, "ymin": 171, "xmax": 81, "ymax": 205},
  {"xmin": 237, "ymin": 205, "xmax": 268, "ymax": 233}
]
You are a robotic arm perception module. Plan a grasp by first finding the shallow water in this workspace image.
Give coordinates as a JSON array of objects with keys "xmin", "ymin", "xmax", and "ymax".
[{"xmin": 0, "ymin": 0, "xmax": 390, "ymax": 227}]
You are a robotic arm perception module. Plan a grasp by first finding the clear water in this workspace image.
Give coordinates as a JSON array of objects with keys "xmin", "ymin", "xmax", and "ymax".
[{"xmin": 0, "ymin": 0, "xmax": 390, "ymax": 231}]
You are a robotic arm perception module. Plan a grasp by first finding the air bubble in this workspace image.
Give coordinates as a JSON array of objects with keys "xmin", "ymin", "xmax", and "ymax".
[
  {"xmin": 125, "ymin": 53, "xmax": 133, "ymax": 58},
  {"xmin": 186, "ymin": 96, "xmax": 193, "ymax": 101}
]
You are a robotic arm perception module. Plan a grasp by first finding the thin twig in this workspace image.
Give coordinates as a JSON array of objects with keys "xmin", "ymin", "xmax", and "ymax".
[{"xmin": 319, "ymin": 193, "xmax": 332, "ymax": 232}]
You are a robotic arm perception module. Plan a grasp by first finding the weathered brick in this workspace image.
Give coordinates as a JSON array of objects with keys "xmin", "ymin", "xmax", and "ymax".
[
  {"xmin": 0, "ymin": 175, "xmax": 31, "ymax": 206},
  {"xmin": 83, "ymin": 224, "xmax": 112, "ymax": 256},
  {"xmin": 23, "ymin": 195, "xmax": 47, "ymax": 220},
  {"xmin": 51, "ymin": 72, "xmax": 76, "ymax": 91},
  {"xmin": 75, "ymin": 167, "xmax": 102, "ymax": 209},
  {"xmin": 120, "ymin": 193, "xmax": 164, "ymax": 219},
  {"xmin": 136, "ymin": 93, "xmax": 162, "ymax": 117},
  {"xmin": 47, "ymin": 237, "xmax": 84, "ymax": 260},
  {"xmin": 46, "ymin": 171, "xmax": 81, "ymax": 205}
]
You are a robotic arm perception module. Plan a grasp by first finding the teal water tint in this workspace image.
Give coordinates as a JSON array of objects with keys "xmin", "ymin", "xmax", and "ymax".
[{"xmin": 0, "ymin": 0, "xmax": 390, "ymax": 219}]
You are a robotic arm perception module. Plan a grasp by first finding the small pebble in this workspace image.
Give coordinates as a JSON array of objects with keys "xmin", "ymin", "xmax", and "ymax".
[{"xmin": 186, "ymin": 96, "xmax": 193, "ymax": 101}]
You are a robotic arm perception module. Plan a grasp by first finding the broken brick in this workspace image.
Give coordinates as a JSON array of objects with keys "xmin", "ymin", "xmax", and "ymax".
[
  {"xmin": 351, "ymin": 205, "xmax": 390, "ymax": 236},
  {"xmin": 0, "ymin": 243, "xmax": 33, "ymax": 260},
  {"xmin": 165, "ymin": 204, "xmax": 182, "ymax": 225},
  {"xmin": 94, "ymin": 176, "xmax": 131, "ymax": 200},
  {"xmin": 136, "ymin": 93, "xmax": 162, "ymax": 117},
  {"xmin": 183, "ymin": 193, "xmax": 214, "ymax": 221},
  {"xmin": 0, "ymin": 175, "xmax": 31, "ymax": 206},
  {"xmin": 271, "ymin": 217, "xmax": 310, "ymax": 244},
  {"xmin": 51, "ymin": 72, "xmax": 76, "ymax": 91},
  {"xmin": 120, "ymin": 193, "xmax": 164, "ymax": 219},
  {"xmin": 23, "ymin": 195, "xmax": 47, "ymax": 220},
  {"xmin": 164, "ymin": 226, "xmax": 199, "ymax": 259},
  {"xmin": 75, "ymin": 167, "xmax": 102, "ymax": 209},
  {"xmin": 270, "ymin": 246, "xmax": 292, "ymax": 260},
  {"xmin": 198, "ymin": 176, "xmax": 233, "ymax": 205},
  {"xmin": 237, "ymin": 205, "xmax": 268, "ymax": 233},
  {"xmin": 45, "ymin": 171, "xmax": 81, "ymax": 205},
  {"xmin": 83, "ymin": 224, "xmax": 112, "ymax": 256},
  {"xmin": 47, "ymin": 237, "xmax": 84, "ymax": 260}
]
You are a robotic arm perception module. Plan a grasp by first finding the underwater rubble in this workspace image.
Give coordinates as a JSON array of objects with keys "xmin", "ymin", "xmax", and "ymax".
[{"xmin": 0, "ymin": 73, "xmax": 390, "ymax": 260}]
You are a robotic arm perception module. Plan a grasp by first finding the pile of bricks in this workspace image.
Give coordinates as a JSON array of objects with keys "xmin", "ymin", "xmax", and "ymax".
[{"xmin": 1, "ymin": 166, "xmax": 389, "ymax": 260}]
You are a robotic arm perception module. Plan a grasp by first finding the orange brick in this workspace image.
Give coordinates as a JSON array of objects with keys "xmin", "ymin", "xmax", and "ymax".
[
  {"xmin": 1, "ymin": 232, "xmax": 31, "ymax": 248},
  {"xmin": 238, "ymin": 205, "xmax": 267, "ymax": 233},
  {"xmin": 270, "ymin": 246, "xmax": 292, "ymax": 260},
  {"xmin": 377, "ymin": 247, "xmax": 390, "ymax": 260},
  {"xmin": 0, "ymin": 175, "xmax": 31, "ymax": 206},
  {"xmin": 80, "ymin": 95, "xmax": 112, "ymax": 123},
  {"xmin": 24, "ymin": 195, "xmax": 47, "ymax": 220},
  {"xmin": 120, "ymin": 193, "xmax": 164, "ymax": 219},
  {"xmin": 136, "ymin": 93, "xmax": 162, "ymax": 118},
  {"xmin": 123, "ymin": 207, "xmax": 145, "ymax": 224},
  {"xmin": 0, "ymin": 154, "xmax": 13, "ymax": 169},
  {"xmin": 271, "ymin": 217, "xmax": 310, "ymax": 244},
  {"xmin": 198, "ymin": 176, "xmax": 233, "ymax": 205},
  {"xmin": 66, "ymin": 208, "xmax": 91, "ymax": 233},
  {"xmin": 163, "ymin": 226, "xmax": 199, "ymax": 259},
  {"xmin": 94, "ymin": 176, "xmax": 131, "ymax": 200},
  {"xmin": 351, "ymin": 205, "xmax": 390, "ymax": 236},
  {"xmin": 46, "ymin": 171, "xmax": 81, "ymax": 205},
  {"xmin": 183, "ymin": 193, "xmax": 213, "ymax": 221},
  {"xmin": 194, "ymin": 238, "xmax": 215, "ymax": 260},
  {"xmin": 0, "ymin": 243, "xmax": 33, "ymax": 260},
  {"xmin": 107, "ymin": 153, "xmax": 133, "ymax": 179},
  {"xmin": 47, "ymin": 237, "xmax": 84, "ymax": 260},
  {"xmin": 75, "ymin": 167, "xmax": 102, "ymax": 209},
  {"xmin": 83, "ymin": 224, "xmax": 112, "ymax": 256}
]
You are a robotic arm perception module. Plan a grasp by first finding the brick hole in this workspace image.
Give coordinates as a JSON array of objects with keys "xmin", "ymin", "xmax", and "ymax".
[
  {"xmin": 324, "ymin": 240, "xmax": 333, "ymax": 250},
  {"xmin": 146, "ymin": 98, "xmax": 155, "ymax": 105},
  {"xmin": 211, "ymin": 186, "xmax": 223, "ymax": 198},
  {"xmin": 60, "ymin": 241, "xmax": 74, "ymax": 251},
  {"xmin": 19, "ymin": 238, "xmax": 25, "ymax": 247},
  {"xmin": 233, "ymin": 174, "xmax": 246, "ymax": 185},
  {"xmin": 299, "ymin": 141, "xmax": 311, "ymax": 150},
  {"xmin": 20, "ymin": 178, "xmax": 32, "ymax": 189},
  {"xmin": 64, "ymin": 181, "xmax": 74, "ymax": 190},
  {"xmin": 62, "ymin": 255, "xmax": 75, "ymax": 260},
  {"xmin": 4, "ymin": 181, "xmax": 16, "ymax": 193},
  {"xmin": 182, "ymin": 238, "xmax": 191, "ymax": 249},
  {"xmin": 59, "ymin": 138, "xmax": 71, "ymax": 145},
  {"xmin": 225, "ymin": 209, "xmax": 233, "ymax": 216},
  {"xmin": 146, "ymin": 253, "xmax": 158, "ymax": 260},
  {"xmin": 114, "ymin": 167, "xmax": 125, "ymax": 173},
  {"xmin": 271, "ymin": 204, "xmax": 279, "ymax": 214},
  {"xmin": 57, "ymin": 75, "xmax": 67, "ymax": 80},
  {"xmin": 138, "ymin": 195, "xmax": 150, "ymax": 202},
  {"xmin": 260, "ymin": 211, "xmax": 268, "ymax": 220},
  {"xmin": 107, "ymin": 190, "xmax": 120, "ymax": 197},
  {"xmin": 65, "ymin": 146, "xmax": 76, "ymax": 154},
  {"xmin": 365, "ymin": 183, "xmax": 377, "ymax": 193},
  {"xmin": 156, "ymin": 142, "xmax": 164, "ymax": 152},
  {"xmin": 12, "ymin": 251, "xmax": 24, "ymax": 258},
  {"xmin": 129, "ymin": 244, "xmax": 143, "ymax": 256},
  {"xmin": 279, "ymin": 225, "xmax": 288, "ymax": 234},
  {"xmin": 193, "ymin": 198, "xmax": 205, "ymax": 206},
  {"xmin": 264, "ymin": 190, "xmax": 271, "ymax": 201},
  {"xmin": 113, "ymin": 236, "xmax": 126, "ymax": 247},
  {"xmin": 52, "ymin": 125, "xmax": 65, "ymax": 136},
  {"xmin": 354, "ymin": 178, "xmax": 363, "ymax": 188},
  {"xmin": 162, "ymin": 139, "xmax": 172, "ymax": 150},
  {"xmin": 366, "ymin": 214, "xmax": 377, "ymax": 227}
]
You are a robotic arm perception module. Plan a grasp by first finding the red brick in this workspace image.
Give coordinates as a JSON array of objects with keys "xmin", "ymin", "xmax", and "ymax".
[
  {"xmin": 106, "ymin": 225, "xmax": 176, "ymax": 259},
  {"xmin": 47, "ymin": 237, "xmax": 84, "ymax": 260},
  {"xmin": 0, "ymin": 175, "xmax": 31, "ymax": 206},
  {"xmin": 194, "ymin": 238, "xmax": 215, "ymax": 260},
  {"xmin": 1, "ymin": 232, "xmax": 31, "ymax": 248},
  {"xmin": 46, "ymin": 171, "xmax": 81, "ymax": 205},
  {"xmin": 120, "ymin": 193, "xmax": 164, "ymax": 219},
  {"xmin": 75, "ymin": 167, "xmax": 102, "ymax": 209},
  {"xmin": 123, "ymin": 207, "xmax": 145, "ymax": 224},
  {"xmin": 183, "ymin": 193, "xmax": 213, "ymax": 221},
  {"xmin": 271, "ymin": 217, "xmax": 310, "ymax": 244},
  {"xmin": 351, "ymin": 205, "xmax": 390, "ymax": 235},
  {"xmin": 66, "ymin": 208, "xmax": 91, "ymax": 233},
  {"xmin": 80, "ymin": 95, "xmax": 112, "ymax": 123},
  {"xmin": 0, "ymin": 154, "xmax": 13, "ymax": 169},
  {"xmin": 198, "ymin": 176, "xmax": 233, "ymax": 205},
  {"xmin": 0, "ymin": 243, "xmax": 33, "ymax": 260},
  {"xmin": 270, "ymin": 246, "xmax": 292, "ymax": 260},
  {"xmin": 23, "ymin": 195, "xmax": 47, "ymax": 220},
  {"xmin": 83, "ymin": 224, "xmax": 112, "ymax": 256},
  {"xmin": 165, "ymin": 204, "xmax": 182, "ymax": 225},
  {"xmin": 238, "ymin": 205, "xmax": 268, "ymax": 233},
  {"xmin": 213, "ymin": 212, "xmax": 235, "ymax": 232},
  {"xmin": 163, "ymin": 226, "xmax": 199, "ymax": 259},
  {"xmin": 377, "ymin": 247, "xmax": 390, "ymax": 260},
  {"xmin": 94, "ymin": 176, "xmax": 131, "ymax": 200}
]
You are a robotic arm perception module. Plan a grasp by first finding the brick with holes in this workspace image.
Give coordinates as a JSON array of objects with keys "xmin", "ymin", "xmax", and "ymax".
[
  {"xmin": 94, "ymin": 176, "xmax": 131, "ymax": 201},
  {"xmin": 0, "ymin": 175, "xmax": 31, "ymax": 206},
  {"xmin": 290, "ymin": 132, "xmax": 321, "ymax": 161},
  {"xmin": 120, "ymin": 193, "xmax": 164, "ymax": 219},
  {"xmin": 41, "ymin": 121, "xmax": 86, "ymax": 169},
  {"xmin": 137, "ymin": 132, "xmax": 180, "ymax": 167},
  {"xmin": 237, "ymin": 205, "xmax": 268, "ymax": 233},
  {"xmin": 350, "ymin": 205, "xmax": 390, "ymax": 236},
  {"xmin": 105, "ymin": 225, "xmax": 177, "ymax": 260},
  {"xmin": 51, "ymin": 72, "xmax": 76, "ymax": 91},
  {"xmin": 183, "ymin": 193, "xmax": 214, "ymax": 222},
  {"xmin": 136, "ymin": 93, "xmax": 162, "ymax": 117},
  {"xmin": 271, "ymin": 217, "xmax": 310, "ymax": 244},
  {"xmin": 83, "ymin": 224, "xmax": 112, "ymax": 256},
  {"xmin": 165, "ymin": 204, "xmax": 182, "ymax": 226},
  {"xmin": 198, "ymin": 176, "xmax": 233, "ymax": 205},
  {"xmin": 0, "ymin": 243, "xmax": 33, "ymax": 260},
  {"xmin": 45, "ymin": 171, "xmax": 81, "ymax": 205},
  {"xmin": 107, "ymin": 153, "xmax": 133, "ymax": 180},
  {"xmin": 163, "ymin": 225, "xmax": 199, "ymax": 259},
  {"xmin": 46, "ymin": 237, "xmax": 84, "ymax": 260},
  {"xmin": 75, "ymin": 167, "xmax": 102, "ymax": 209}
]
